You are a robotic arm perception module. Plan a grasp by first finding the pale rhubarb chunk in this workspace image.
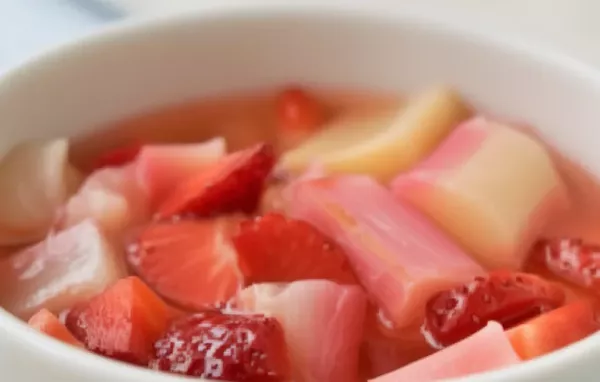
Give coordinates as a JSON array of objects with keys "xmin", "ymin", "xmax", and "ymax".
[
  {"xmin": 280, "ymin": 87, "xmax": 470, "ymax": 181},
  {"xmin": 392, "ymin": 117, "xmax": 570, "ymax": 269}
]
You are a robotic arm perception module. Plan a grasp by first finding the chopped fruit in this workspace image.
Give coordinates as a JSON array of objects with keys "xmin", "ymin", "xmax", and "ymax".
[
  {"xmin": 150, "ymin": 311, "xmax": 290, "ymax": 381},
  {"xmin": 259, "ymin": 182, "xmax": 288, "ymax": 214},
  {"xmin": 277, "ymin": 87, "xmax": 324, "ymax": 132},
  {"xmin": 533, "ymin": 238, "xmax": 600, "ymax": 293},
  {"xmin": 135, "ymin": 138, "xmax": 226, "ymax": 205},
  {"xmin": 58, "ymin": 164, "xmax": 149, "ymax": 239},
  {"xmin": 156, "ymin": 143, "xmax": 275, "ymax": 219},
  {"xmin": 287, "ymin": 175, "xmax": 484, "ymax": 328},
  {"xmin": 0, "ymin": 220, "xmax": 125, "ymax": 319},
  {"xmin": 276, "ymin": 87, "xmax": 326, "ymax": 151},
  {"xmin": 28, "ymin": 309, "xmax": 83, "ymax": 347},
  {"xmin": 423, "ymin": 271, "xmax": 566, "ymax": 348},
  {"xmin": 126, "ymin": 217, "xmax": 243, "ymax": 310},
  {"xmin": 233, "ymin": 213, "xmax": 357, "ymax": 285},
  {"xmin": 370, "ymin": 322, "xmax": 520, "ymax": 382},
  {"xmin": 392, "ymin": 117, "xmax": 570, "ymax": 270},
  {"xmin": 280, "ymin": 87, "xmax": 470, "ymax": 181},
  {"xmin": 0, "ymin": 139, "xmax": 82, "ymax": 245},
  {"xmin": 92, "ymin": 141, "xmax": 143, "ymax": 170},
  {"xmin": 507, "ymin": 300, "xmax": 600, "ymax": 360},
  {"xmin": 236, "ymin": 280, "xmax": 367, "ymax": 382},
  {"xmin": 65, "ymin": 276, "xmax": 171, "ymax": 365}
]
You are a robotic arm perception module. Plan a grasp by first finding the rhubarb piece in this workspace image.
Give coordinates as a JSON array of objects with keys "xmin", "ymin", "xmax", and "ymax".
[
  {"xmin": 28, "ymin": 309, "xmax": 83, "ymax": 347},
  {"xmin": 508, "ymin": 300, "xmax": 600, "ymax": 360},
  {"xmin": 287, "ymin": 175, "xmax": 484, "ymax": 328},
  {"xmin": 0, "ymin": 139, "xmax": 82, "ymax": 245},
  {"xmin": 134, "ymin": 138, "xmax": 226, "ymax": 205},
  {"xmin": 0, "ymin": 220, "xmax": 125, "ymax": 319},
  {"xmin": 237, "ymin": 280, "xmax": 367, "ymax": 382},
  {"xmin": 157, "ymin": 143, "xmax": 275, "ymax": 219},
  {"xmin": 423, "ymin": 271, "xmax": 565, "ymax": 348},
  {"xmin": 66, "ymin": 276, "xmax": 171, "ymax": 365},
  {"xmin": 151, "ymin": 311, "xmax": 290, "ymax": 381},
  {"xmin": 59, "ymin": 164, "xmax": 149, "ymax": 238},
  {"xmin": 370, "ymin": 322, "xmax": 520, "ymax": 382},
  {"xmin": 126, "ymin": 217, "xmax": 243, "ymax": 310},
  {"xmin": 392, "ymin": 117, "xmax": 570, "ymax": 269},
  {"xmin": 280, "ymin": 87, "xmax": 470, "ymax": 181},
  {"xmin": 233, "ymin": 213, "xmax": 357, "ymax": 284}
]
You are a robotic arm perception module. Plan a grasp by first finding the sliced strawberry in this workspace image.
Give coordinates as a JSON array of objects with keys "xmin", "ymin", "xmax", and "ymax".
[
  {"xmin": 422, "ymin": 271, "xmax": 566, "ymax": 348},
  {"xmin": 150, "ymin": 311, "xmax": 291, "ymax": 381},
  {"xmin": 126, "ymin": 217, "xmax": 243, "ymax": 310},
  {"xmin": 156, "ymin": 143, "xmax": 275, "ymax": 219},
  {"xmin": 508, "ymin": 300, "xmax": 600, "ymax": 360},
  {"xmin": 276, "ymin": 87, "xmax": 324, "ymax": 132},
  {"xmin": 232, "ymin": 212, "xmax": 357, "ymax": 285},
  {"xmin": 93, "ymin": 141, "xmax": 143, "ymax": 170},
  {"xmin": 533, "ymin": 238, "xmax": 600, "ymax": 293},
  {"xmin": 65, "ymin": 276, "xmax": 171, "ymax": 365},
  {"xmin": 28, "ymin": 309, "xmax": 83, "ymax": 348}
]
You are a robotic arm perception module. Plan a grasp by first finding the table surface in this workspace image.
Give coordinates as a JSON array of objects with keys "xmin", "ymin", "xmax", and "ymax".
[{"xmin": 0, "ymin": 1, "xmax": 117, "ymax": 71}]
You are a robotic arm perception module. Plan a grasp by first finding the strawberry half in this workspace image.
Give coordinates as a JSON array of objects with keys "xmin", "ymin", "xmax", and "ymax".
[
  {"xmin": 156, "ymin": 143, "xmax": 275, "ymax": 219},
  {"xmin": 232, "ymin": 212, "xmax": 357, "ymax": 284},
  {"xmin": 422, "ymin": 271, "xmax": 566, "ymax": 348},
  {"xmin": 126, "ymin": 217, "xmax": 243, "ymax": 310},
  {"xmin": 151, "ymin": 311, "xmax": 291, "ymax": 381},
  {"xmin": 65, "ymin": 276, "xmax": 171, "ymax": 365}
]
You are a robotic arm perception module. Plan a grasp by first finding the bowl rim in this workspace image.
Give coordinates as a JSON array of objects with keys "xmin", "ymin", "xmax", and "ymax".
[{"xmin": 2, "ymin": 2, "xmax": 600, "ymax": 381}]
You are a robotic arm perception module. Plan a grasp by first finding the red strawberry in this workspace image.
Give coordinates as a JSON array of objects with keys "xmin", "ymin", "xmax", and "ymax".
[
  {"xmin": 28, "ymin": 309, "xmax": 83, "ymax": 348},
  {"xmin": 156, "ymin": 143, "xmax": 275, "ymax": 219},
  {"xmin": 93, "ymin": 141, "xmax": 143, "ymax": 170},
  {"xmin": 276, "ymin": 87, "xmax": 324, "ymax": 132},
  {"xmin": 533, "ymin": 238, "xmax": 600, "ymax": 293},
  {"xmin": 232, "ymin": 213, "xmax": 357, "ymax": 285},
  {"xmin": 422, "ymin": 271, "xmax": 566, "ymax": 348},
  {"xmin": 126, "ymin": 217, "xmax": 243, "ymax": 311},
  {"xmin": 508, "ymin": 300, "xmax": 600, "ymax": 360},
  {"xmin": 150, "ymin": 311, "xmax": 291, "ymax": 381},
  {"xmin": 65, "ymin": 276, "xmax": 171, "ymax": 365}
]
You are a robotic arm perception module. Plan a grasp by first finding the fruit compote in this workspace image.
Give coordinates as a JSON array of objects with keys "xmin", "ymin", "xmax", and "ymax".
[{"xmin": 1, "ymin": 85, "xmax": 600, "ymax": 382}]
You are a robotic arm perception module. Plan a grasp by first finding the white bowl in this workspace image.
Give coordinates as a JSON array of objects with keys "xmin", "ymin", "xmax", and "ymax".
[{"xmin": 1, "ymin": 3, "xmax": 600, "ymax": 381}]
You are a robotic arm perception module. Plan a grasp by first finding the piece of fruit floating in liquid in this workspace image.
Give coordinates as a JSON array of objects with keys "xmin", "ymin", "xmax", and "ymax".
[
  {"xmin": 533, "ymin": 238, "xmax": 600, "ymax": 293},
  {"xmin": 280, "ymin": 87, "xmax": 470, "ymax": 182},
  {"xmin": 134, "ymin": 138, "xmax": 226, "ymax": 205},
  {"xmin": 287, "ymin": 175, "xmax": 484, "ymax": 329},
  {"xmin": 233, "ymin": 212, "xmax": 357, "ymax": 285},
  {"xmin": 236, "ymin": 280, "xmax": 367, "ymax": 382},
  {"xmin": 422, "ymin": 271, "xmax": 565, "ymax": 348},
  {"xmin": 156, "ymin": 143, "xmax": 275, "ymax": 219},
  {"xmin": 392, "ymin": 116, "xmax": 570, "ymax": 270},
  {"xmin": 28, "ymin": 309, "xmax": 83, "ymax": 348},
  {"xmin": 126, "ymin": 217, "xmax": 243, "ymax": 311},
  {"xmin": 66, "ymin": 276, "xmax": 172, "ymax": 365},
  {"xmin": 0, "ymin": 139, "xmax": 82, "ymax": 246},
  {"xmin": 508, "ymin": 300, "xmax": 600, "ymax": 360},
  {"xmin": 370, "ymin": 322, "xmax": 520, "ymax": 382},
  {"xmin": 151, "ymin": 310, "xmax": 291, "ymax": 381},
  {"xmin": 0, "ymin": 220, "xmax": 125, "ymax": 319},
  {"xmin": 58, "ymin": 163, "xmax": 149, "ymax": 239}
]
